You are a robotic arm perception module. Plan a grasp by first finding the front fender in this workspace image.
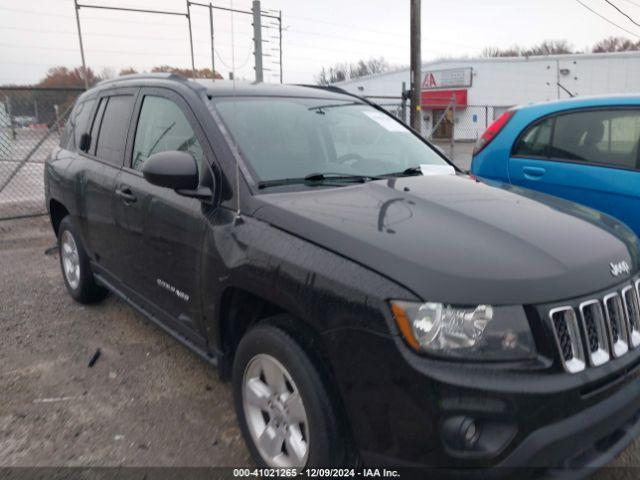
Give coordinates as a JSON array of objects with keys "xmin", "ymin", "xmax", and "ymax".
[{"xmin": 199, "ymin": 207, "xmax": 418, "ymax": 353}]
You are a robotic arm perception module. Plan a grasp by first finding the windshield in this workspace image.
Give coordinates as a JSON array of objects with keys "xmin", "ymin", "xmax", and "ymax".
[{"xmin": 212, "ymin": 97, "xmax": 449, "ymax": 183}]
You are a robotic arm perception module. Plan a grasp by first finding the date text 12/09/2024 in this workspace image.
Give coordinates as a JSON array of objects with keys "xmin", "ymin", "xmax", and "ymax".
[{"xmin": 232, "ymin": 469, "xmax": 401, "ymax": 478}]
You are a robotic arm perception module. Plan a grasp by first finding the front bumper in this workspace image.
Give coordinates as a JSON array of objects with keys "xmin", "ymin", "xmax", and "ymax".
[
  {"xmin": 323, "ymin": 327, "xmax": 640, "ymax": 476},
  {"xmin": 499, "ymin": 373, "xmax": 640, "ymax": 475}
]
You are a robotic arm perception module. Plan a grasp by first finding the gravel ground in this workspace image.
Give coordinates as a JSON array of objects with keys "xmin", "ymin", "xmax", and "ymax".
[
  {"xmin": 1, "ymin": 215, "xmax": 640, "ymax": 478},
  {"xmin": 0, "ymin": 215, "xmax": 250, "ymax": 467}
]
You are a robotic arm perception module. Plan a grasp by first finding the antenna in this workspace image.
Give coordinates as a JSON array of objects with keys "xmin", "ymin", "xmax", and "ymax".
[{"xmin": 230, "ymin": 0, "xmax": 243, "ymax": 226}]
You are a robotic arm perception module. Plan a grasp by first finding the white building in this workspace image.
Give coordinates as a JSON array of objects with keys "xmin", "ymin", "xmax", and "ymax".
[{"xmin": 332, "ymin": 51, "xmax": 640, "ymax": 141}]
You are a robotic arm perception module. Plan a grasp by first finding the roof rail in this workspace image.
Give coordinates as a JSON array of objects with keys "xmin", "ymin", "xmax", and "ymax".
[
  {"xmin": 97, "ymin": 72, "xmax": 188, "ymax": 87},
  {"xmin": 295, "ymin": 84, "xmax": 392, "ymax": 111},
  {"xmin": 296, "ymin": 84, "xmax": 352, "ymax": 96}
]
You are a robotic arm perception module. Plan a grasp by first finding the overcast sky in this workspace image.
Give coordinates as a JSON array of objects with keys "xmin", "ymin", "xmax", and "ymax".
[{"xmin": 1, "ymin": 0, "xmax": 640, "ymax": 85}]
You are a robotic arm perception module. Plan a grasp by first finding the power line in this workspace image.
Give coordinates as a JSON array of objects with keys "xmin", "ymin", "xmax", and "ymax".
[
  {"xmin": 0, "ymin": 23, "xmax": 254, "ymax": 43},
  {"xmin": 284, "ymin": 14, "xmax": 478, "ymax": 50},
  {"xmin": 214, "ymin": 48, "xmax": 253, "ymax": 70},
  {"xmin": 604, "ymin": 0, "xmax": 640, "ymax": 26},
  {"xmin": 0, "ymin": 25, "xmax": 189, "ymax": 41},
  {"xmin": 0, "ymin": 5, "xmax": 71, "ymax": 17},
  {"xmin": 620, "ymin": 0, "xmax": 640, "ymax": 7},
  {"xmin": 0, "ymin": 25, "xmax": 452, "ymax": 64},
  {"xmin": 0, "ymin": 6, "xmax": 186, "ymax": 27},
  {"xmin": 574, "ymin": 0, "xmax": 640, "ymax": 38},
  {"xmin": 285, "ymin": 28, "xmax": 407, "ymax": 49},
  {"xmin": 0, "ymin": 42, "xmax": 189, "ymax": 57},
  {"xmin": 285, "ymin": 28, "xmax": 475, "ymax": 54}
]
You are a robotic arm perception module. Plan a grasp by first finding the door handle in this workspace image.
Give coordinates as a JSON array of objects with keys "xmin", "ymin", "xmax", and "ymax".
[
  {"xmin": 522, "ymin": 166, "xmax": 546, "ymax": 180},
  {"xmin": 116, "ymin": 187, "xmax": 137, "ymax": 203}
]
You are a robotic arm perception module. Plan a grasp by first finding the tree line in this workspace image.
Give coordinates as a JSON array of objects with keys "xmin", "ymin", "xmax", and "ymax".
[
  {"xmin": 0, "ymin": 66, "xmax": 222, "ymax": 125},
  {"xmin": 315, "ymin": 36, "xmax": 640, "ymax": 85},
  {"xmin": 482, "ymin": 37, "xmax": 640, "ymax": 57},
  {"xmin": 2, "ymin": 34, "xmax": 639, "ymax": 93}
]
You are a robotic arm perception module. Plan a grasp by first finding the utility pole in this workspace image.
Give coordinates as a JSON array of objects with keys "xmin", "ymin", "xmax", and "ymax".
[
  {"xmin": 209, "ymin": 3, "xmax": 215, "ymax": 80},
  {"xmin": 7, "ymin": 96, "xmax": 15, "ymax": 140},
  {"xmin": 401, "ymin": 81, "xmax": 409, "ymax": 125},
  {"xmin": 410, "ymin": 0, "xmax": 421, "ymax": 132},
  {"xmin": 186, "ymin": 0, "xmax": 196, "ymax": 79},
  {"xmin": 556, "ymin": 59, "xmax": 560, "ymax": 99},
  {"xmin": 450, "ymin": 94, "xmax": 456, "ymax": 159},
  {"xmin": 73, "ymin": 0, "xmax": 89, "ymax": 90},
  {"xmin": 278, "ymin": 10, "xmax": 283, "ymax": 84},
  {"xmin": 252, "ymin": 0, "xmax": 263, "ymax": 83}
]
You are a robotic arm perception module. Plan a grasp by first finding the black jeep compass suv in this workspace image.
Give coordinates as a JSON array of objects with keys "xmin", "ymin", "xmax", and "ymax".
[{"xmin": 45, "ymin": 73, "xmax": 640, "ymax": 475}]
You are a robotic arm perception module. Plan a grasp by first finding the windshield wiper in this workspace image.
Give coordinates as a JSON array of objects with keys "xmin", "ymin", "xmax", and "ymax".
[
  {"xmin": 380, "ymin": 166, "xmax": 423, "ymax": 178},
  {"xmin": 304, "ymin": 172, "xmax": 383, "ymax": 182},
  {"xmin": 307, "ymin": 102, "xmax": 359, "ymax": 111},
  {"xmin": 257, "ymin": 172, "xmax": 382, "ymax": 190}
]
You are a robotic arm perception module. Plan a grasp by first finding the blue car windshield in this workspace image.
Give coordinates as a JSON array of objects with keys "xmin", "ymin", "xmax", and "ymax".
[{"xmin": 212, "ymin": 97, "xmax": 447, "ymax": 182}]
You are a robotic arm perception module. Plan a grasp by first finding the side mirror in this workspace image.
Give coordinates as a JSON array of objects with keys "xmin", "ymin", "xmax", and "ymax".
[
  {"xmin": 142, "ymin": 151, "xmax": 199, "ymax": 190},
  {"xmin": 79, "ymin": 133, "xmax": 91, "ymax": 153}
]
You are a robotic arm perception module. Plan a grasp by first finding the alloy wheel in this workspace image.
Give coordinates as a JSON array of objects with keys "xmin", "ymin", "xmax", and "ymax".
[
  {"xmin": 60, "ymin": 230, "xmax": 81, "ymax": 290},
  {"xmin": 242, "ymin": 353, "xmax": 310, "ymax": 467}
]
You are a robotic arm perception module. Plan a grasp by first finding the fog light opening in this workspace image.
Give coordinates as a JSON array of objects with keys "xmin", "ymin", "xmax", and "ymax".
[
  {"xmin": 441, "ymin": 415, "xmax": 517, "ymax": 458},
  {"xmin": 463, "ymin": 419, "xmax": 480, "ymax": 447},
  {"xmin": 442, "ymin": 415, "xmax": 481, "ymax": 451}
]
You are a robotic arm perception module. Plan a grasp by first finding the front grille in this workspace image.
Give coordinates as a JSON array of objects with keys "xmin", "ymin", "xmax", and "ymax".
[
  {"xmin": 579, "ymin": 301, "xmax": 610, "ymax": 366},
  {"xmin": 549, "ymin": 307, "xmax": 585, "ymax": 374},
  {"xmin": 552, "ymin": 311, "xmax": 573, "ymax": 361},
  {"xmin": 604, "ymin": 293, "xmax": 629, "ymax": 358},
  {"xmin": 581, "ymin": 302, "xmax": 600, "ymax": 353},
  {"xmin": 626, "ymin": 282, "xmax": 640, "ymax": 347},
  {"xmin": 549, "ymin": 280, "xmax": 640, "ymax": 373}
]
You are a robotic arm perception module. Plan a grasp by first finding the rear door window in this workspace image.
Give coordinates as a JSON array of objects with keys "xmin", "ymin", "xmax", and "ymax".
[
  {"xmin": 88, "ymin": 98, "xmax": 107, "ymax": 156},
  {"xmin": 94, "ymin": 95, "xmax": 134, "ymax": 167},
  {"xmin": 514, "ymin": 109, "xmax": 640, "ymax": 170},
  {"xmin": 552, "ymin": 110, "xmax": 640, "ymax": 168}
]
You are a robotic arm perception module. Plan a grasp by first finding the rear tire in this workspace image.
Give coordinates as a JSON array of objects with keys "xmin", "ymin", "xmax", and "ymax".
[
  {"xmin": 58, "ymin": 216, "xmax": 108, "ymax": 304},
  {"xmin": 233, "ymin": 322, "xmax": 350, "ymax": 468}
]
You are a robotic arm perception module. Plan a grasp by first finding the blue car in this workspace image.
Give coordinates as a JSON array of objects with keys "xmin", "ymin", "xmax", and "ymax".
[{"xmin": 471, "ymin": 95, "xmax": 640, "ymax": 235}]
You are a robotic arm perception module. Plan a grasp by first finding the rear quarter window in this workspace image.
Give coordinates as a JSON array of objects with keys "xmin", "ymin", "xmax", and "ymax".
[
  {"xmin": 513, "ymin": 117, "xmax": 553, "ymax": 158},
  {"xmin": 60, "ymin": 98, "xmax": 96, "ymax": 150}
]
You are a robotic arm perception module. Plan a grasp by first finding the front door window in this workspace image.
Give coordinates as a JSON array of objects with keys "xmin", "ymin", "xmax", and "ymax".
[{"xmin": 132, "ymin": 95, "xmax": 203, "ymax": 171}]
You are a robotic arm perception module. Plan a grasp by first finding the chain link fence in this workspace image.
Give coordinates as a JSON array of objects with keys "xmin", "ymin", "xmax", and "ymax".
[
  {"xmin": 0, "ymin": 88, "xmax": 502, "ymax": 220},
  {"xmin": 0, "ymin": 87, "xmax": 83, "ymax": 220}
]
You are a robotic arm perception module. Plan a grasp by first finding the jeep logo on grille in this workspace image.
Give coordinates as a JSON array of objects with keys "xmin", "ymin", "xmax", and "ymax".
[{"xmin": 610, "ymin": 261, "xmax": 631, "ymax": 277}]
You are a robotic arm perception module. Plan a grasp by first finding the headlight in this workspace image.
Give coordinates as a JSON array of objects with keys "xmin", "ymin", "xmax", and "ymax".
[{"xmin": 390, "ymin": 301, "xmax": 536, "ymax": 360}]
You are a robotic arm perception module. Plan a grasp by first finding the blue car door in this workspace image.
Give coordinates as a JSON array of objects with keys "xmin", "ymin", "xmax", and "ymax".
[{"xmin": 509, "ymin": 108, "xmax": 640, "ymax": 235}]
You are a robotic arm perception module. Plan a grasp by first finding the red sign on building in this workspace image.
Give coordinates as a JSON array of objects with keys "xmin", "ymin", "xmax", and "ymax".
[{"xmin": 421, "ymin": 89, "xmax": 468, "ymax": 109}]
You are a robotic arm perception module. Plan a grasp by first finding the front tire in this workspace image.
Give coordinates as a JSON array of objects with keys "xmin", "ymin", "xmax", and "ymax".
[
  {"xmin": 58, "ymin": 216, "xmax": 108, "ymax": 304},
  {"xmin": 233, "ymin": 322, "xmax": 349, "ymax": 468}
]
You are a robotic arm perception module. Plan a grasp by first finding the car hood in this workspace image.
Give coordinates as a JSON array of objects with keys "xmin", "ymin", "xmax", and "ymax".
[{"xmin": 250, "ymin": 174, "xmax": 640, "ymax": 305}]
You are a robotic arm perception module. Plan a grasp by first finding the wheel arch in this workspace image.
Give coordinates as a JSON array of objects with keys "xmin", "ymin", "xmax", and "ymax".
[
  {"xmin": 217, "ymin": 285, "xmax": 358, "ymax": 461},
  {"xmin": 217, "ymin": 286, "xmax": 331, "ymax": 379},
  {"xmin": 49, "ymin": 198, "xmax": 69, "ymax": 236}
]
